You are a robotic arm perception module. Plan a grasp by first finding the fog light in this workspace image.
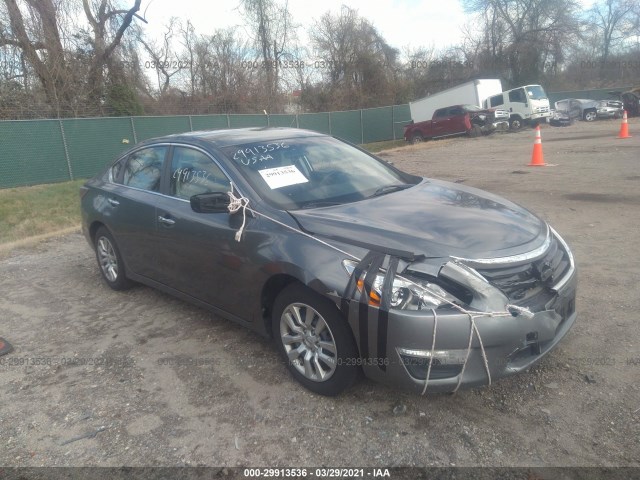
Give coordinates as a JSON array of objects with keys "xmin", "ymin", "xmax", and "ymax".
[{"xmin": 397, "ymin": 348, "xmax": 467, "ymax": 380}]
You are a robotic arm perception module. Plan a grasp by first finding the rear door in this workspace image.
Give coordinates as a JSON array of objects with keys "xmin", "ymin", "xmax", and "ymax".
[{"xmin": 102, "ymin": 145, "xmax": 169, "ymax": 278}]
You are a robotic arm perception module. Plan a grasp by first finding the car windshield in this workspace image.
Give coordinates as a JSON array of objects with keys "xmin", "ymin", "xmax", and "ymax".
[
  {"xmin": 221, "ymin": 136, "xmax": 419, "ymax": 210},
  {"xmin": 525, "ymin": 85, "xmax": 547, "ymax": 100}
]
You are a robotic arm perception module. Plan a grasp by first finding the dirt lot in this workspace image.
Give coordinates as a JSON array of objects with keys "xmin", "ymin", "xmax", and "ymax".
[{"xmin": 1, "ymin": 118, "xmax": 639, "ymax": 469}]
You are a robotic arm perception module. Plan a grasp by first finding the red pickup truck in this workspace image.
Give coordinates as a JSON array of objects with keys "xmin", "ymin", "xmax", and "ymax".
[{"xmin": 404, "ymin": 104, "xmax": 509, "ymax": 144}]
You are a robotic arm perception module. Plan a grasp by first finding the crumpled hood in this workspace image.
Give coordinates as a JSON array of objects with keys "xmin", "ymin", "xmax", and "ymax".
[{"xmin": 289, "ymin": 179, "xmax": 547, "ymax": 259}]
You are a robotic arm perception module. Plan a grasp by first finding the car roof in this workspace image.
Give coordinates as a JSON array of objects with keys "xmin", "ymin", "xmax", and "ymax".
[{"xmin": 148, "ymin": 127, "xmax": 327, "ymax": 148}]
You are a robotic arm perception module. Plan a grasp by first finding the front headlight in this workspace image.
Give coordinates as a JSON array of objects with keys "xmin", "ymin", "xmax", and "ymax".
[{"xmin": 342, "ymin": 259, "xmax": 461, "ymax": 310}]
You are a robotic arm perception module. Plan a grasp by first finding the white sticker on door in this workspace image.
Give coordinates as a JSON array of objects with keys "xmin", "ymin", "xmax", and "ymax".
[{"xmin": 258, "ymin": 165, "xmax": 309, "ymax": 189}]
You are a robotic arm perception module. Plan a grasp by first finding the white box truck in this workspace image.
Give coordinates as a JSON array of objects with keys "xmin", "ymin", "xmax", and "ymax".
[
  {"xmin": 409, "ymin": 79, "xmax": 503, "ymax": 123},
  {"xmin": 483, "ymin": 84, "xmax": 551, "ymax": 129}
]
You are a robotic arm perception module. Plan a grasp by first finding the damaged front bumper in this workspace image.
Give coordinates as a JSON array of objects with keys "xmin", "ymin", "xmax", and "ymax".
[{"xmin": 344, "ymin": 229, "xmax": 577, "ymax": 394}]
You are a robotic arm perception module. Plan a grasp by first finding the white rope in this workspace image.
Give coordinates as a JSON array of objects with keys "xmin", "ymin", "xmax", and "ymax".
[
  {"xmin": 224, "ymin": 187, "xmax": 533, "ymax": 392},
  {"xmin": 227, "ymin": 183, "xmax": 250, "ymax": 242}
]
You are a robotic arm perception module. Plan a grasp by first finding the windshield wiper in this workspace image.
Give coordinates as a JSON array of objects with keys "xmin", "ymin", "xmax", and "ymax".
[
  {"xmin": 299, "ymin": 201, "xmax": 343, "ymax": 209},
  {"xmin": 370, "ymin": 184, "xmax": 412, "ymax": 198}
]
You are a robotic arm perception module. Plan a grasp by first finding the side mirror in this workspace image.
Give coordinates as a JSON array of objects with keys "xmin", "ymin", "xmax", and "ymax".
[{"xmin": 190, "ymin": 192, "xmax": 230, "ymax": 213}]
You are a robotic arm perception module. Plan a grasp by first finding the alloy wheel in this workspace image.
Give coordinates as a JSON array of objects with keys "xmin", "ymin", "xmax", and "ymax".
[
  {"xmin": 280, "ymin": 303, "xmax": 338, "ymax": 382},
  {"xmin": 97, "ymin": 236, "xmax": 118, "ymax": 282}
]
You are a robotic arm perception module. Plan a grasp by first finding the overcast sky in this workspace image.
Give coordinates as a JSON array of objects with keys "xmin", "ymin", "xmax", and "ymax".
[
  {"xmin": 140, "ymin": 1, "xmax": 495, "ymax": 54},
  {"xmin": 141, "ymin": 0, "xmax": 595, "ymax": 57}
]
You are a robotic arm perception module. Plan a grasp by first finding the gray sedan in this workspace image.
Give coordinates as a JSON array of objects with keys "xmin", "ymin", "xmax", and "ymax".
[
  {"xmin": 555, "ymin": 98, "xmax": 599, "ymax": 121},
  {"xmin": 80, "ymin": 128, "xmax": 577, "ymax": 396}
]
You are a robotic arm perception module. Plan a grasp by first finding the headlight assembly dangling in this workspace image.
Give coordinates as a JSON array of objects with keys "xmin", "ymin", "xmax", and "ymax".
[
  {"xmin": 341, "ymin": 255, "xmax": 493, "ymax": 395},
  {"xmin": 342, "ymin": 259, "xmax": 461, "ymax": 310}
]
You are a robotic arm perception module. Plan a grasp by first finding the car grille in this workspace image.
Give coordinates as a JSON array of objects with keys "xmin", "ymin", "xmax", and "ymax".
[{"xmin": 475, "ymin": 235, "xmax": 572, "ymax": 304}]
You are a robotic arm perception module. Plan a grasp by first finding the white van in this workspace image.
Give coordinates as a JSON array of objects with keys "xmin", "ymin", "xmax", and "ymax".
[{"xmin": 484, "ymin": 85, "xmax": 551, "ymax": 129}]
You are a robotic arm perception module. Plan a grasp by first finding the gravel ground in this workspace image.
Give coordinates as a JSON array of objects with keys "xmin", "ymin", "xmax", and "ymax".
[{"xmin": 1, "ymin": 117, "xmax": 639, "ymax": 469}]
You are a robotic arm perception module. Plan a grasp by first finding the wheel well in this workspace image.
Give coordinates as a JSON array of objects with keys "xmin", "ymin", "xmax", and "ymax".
[
  {"xmin": 261, "ymin": 274, "xmax": 300, "ymax": 337},
  {"xmin": 89, "ymin": 221, "xmax": 106, "ymax": 244}
]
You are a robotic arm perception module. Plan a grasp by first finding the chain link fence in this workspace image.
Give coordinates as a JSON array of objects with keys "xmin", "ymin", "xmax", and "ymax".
[{"xmin": 0, "ymin": 105, "xmax": 412, "ymax": 189}]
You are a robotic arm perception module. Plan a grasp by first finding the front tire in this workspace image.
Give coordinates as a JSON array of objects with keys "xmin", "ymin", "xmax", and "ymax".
[
  {"xmin": 584, "ymin": 110, "xmax": 597, "ymax": 122},
  {"xmin": 94, "ymin": 227, "xmax": 133, "ymax": 291},
  {"xmin": 272, "ymin": 284, "xmax": 359, "ymax": 396},
  {"xmin": 509, "ymin": 116, "xmax": 523, "ymax": 130}
]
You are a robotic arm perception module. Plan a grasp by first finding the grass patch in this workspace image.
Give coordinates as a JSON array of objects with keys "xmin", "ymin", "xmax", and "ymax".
[
  {"xmin": 361, "ymin": 139, "xmax": 407, "ymax": 153},
  {"xmin": 0, "ymin": 180, "xmax": 85, "ymax": 244}
]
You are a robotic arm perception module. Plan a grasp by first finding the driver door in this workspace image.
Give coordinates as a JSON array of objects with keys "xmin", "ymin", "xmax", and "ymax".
[{"xmin": 152, "ymin": 145, "xmax": 254, "ymax": 320}]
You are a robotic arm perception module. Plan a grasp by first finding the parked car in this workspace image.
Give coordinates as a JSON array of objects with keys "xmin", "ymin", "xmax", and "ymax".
[
  {"xmin": 548, "ymin": 109, "xmax": 572, "ymax": 127},
  {"xmin": 404, "ymin": 104, "xmax": 509, "ymax": 143},
  {"xmin": 596, "ymin": 100, "xmax": 623, "ymax": 119},
  {"xmin": 621, "ymin": 90, "xmax": 640, "ymax": 117},
  {"xmin": 607, "ymin": 89, "xmax": 640, "ymax": 117},
  {"xmin": 554, "ymin": 98, "xmax": 599, "ymax": 122},
  {"xmin": 81, "ymin": 128, "xmax": 577, "ymax": 396}
]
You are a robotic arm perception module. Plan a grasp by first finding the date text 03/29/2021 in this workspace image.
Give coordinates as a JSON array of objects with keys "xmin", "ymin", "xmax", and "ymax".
[{"xmin": 243, "ymin": 468, "xmax": 391, "ymax": 478}]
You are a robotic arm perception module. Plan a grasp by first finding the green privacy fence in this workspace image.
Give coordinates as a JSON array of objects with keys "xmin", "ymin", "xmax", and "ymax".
[
  {"xmin": 0, "ymin": 104, "xmax": 412, "ymax": 189},
  {"xmin": 2, "ymin": 83, "xmax": 636, "ymax": 189}
]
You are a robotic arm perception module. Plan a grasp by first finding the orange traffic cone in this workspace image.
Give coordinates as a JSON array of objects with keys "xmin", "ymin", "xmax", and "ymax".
[
  {"xmin": 528, "ymin": 125, "xmax": 546, "ymax": 166},
  {"xmin": 617, "ymin": 110, "xmax": 632, "ymax": 139}
]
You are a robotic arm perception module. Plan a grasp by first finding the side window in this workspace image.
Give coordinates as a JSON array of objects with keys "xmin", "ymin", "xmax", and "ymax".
[
  {"xmin": 121, "ymin": 146, "xmax": 167, "ymax": 192},
  {"xmin": 111, "ymin": 158, "xmax": 125, "ymax": 182},
  {"xmin": 490, "ymin": 95, "xmax": 504, "ymax": 107},
  {"xmin": 170, "ymin": 147, "xmax": 231, "ymax": 200},
  {"xmin": 433, "ymin": 108, "xmax": 447, "ymax": 118},
  {"xmin": 509, "ymin": 89, "xmax": 525, "ymax": 103},
  {"xmin": 448, "ymin": 107, "xmax": 464, "ymax": 116}
]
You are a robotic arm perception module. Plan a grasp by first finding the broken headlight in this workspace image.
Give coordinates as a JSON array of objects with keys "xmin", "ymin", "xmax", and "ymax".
[{"xmin": 342, "ymin": 259, "xmax": 461, "ymax": 310}]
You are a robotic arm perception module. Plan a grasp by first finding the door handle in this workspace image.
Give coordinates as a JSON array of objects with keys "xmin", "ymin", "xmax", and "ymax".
[
  {"xmin": 158, "ymin": 215, "xmax": 175, "ymax": 226},
  {"xmin": 107, "ymin": 198, "xmax": 120, "ymax": 206}
]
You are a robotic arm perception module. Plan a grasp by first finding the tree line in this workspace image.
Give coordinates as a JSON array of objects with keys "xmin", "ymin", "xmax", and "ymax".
[{"xmin": 1, "ymin": 0, "xmax": 639, "ymax": 119}]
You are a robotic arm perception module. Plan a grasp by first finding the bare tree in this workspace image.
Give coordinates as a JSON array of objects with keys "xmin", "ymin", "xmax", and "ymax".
[
  {"xmin": 239, "ymin": 0, "xmax": 295, "ymax": 112},
  {"xmin": 138, "ymin": 20, "xmax": 183, "ymax": 95},
  {"xmin": 0, "ymin": 0, "xmax": 142, "ymax": 116},
  {"xmin": 310, "ymin": 6, "xmax": 399, "ymax": 109},
  {"xmin": 588, "ymin": 0, "xmax": 638, "ymax": 75},
  {"xmin": 462, "ymin": 0, "xmax": 581, "ymax": 85}
]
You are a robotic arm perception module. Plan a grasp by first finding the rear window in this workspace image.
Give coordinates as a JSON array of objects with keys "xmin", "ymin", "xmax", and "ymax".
[{"xmin": 118, "ymin": 146, "xmax": 167, "ymax": 192}]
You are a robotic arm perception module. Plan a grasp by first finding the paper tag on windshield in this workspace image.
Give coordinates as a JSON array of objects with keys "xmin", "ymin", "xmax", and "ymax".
[{"xmin": 258, "ymin": 165, "xmax": 309, "ymax": 189}]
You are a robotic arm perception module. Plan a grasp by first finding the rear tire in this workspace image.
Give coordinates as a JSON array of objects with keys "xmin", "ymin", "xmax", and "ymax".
[
  {"xmin": 272, "ymin": 283, "xmax": 359, "ymax": 396},
  {"xmin": 94, "ymin": 227, "xmax": 133, "ymax": 291},
  {"xmin": 584, "ymin": 110, "xmax": 597, "ymax": 122}
]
